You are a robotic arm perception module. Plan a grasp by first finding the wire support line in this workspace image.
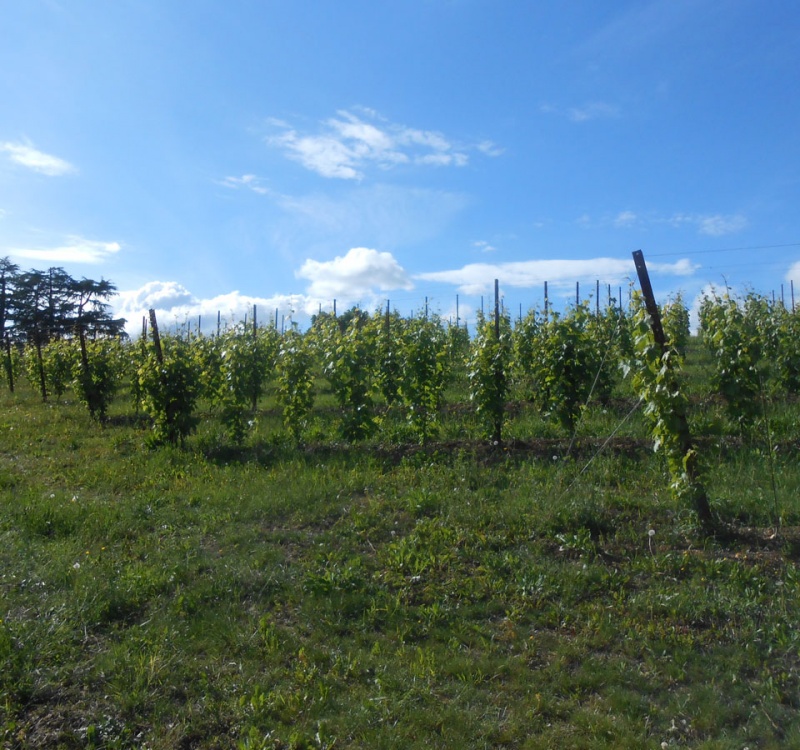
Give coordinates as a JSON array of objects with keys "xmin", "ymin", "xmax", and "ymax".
[
  {"xmin": 558, "ymin": 396, "xmax": 645, "ymax": 503},
  {"xmin": 645, "ymin": 242, "xmax": 800, "ymax": 258},
  {"xmin": 565, "ymin": 313, "xmax": 625, "ymax": 459}
]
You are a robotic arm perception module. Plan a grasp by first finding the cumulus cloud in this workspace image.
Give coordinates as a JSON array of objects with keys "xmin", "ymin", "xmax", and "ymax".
[
  {"xmin": 114, "ymin": 248, "xmax": 416, "ymax": 336},
  {"xmin": 113, "ymin": 281, "xmax": 327, "ymax": 337},
  {"xmin": 116, "ymin": 281, "xmax": 195, "ymax": 313},
  {"xmin": 416, "ymin": 257, "xmax": 697, "ymax": 295},
  {"xmin": 786, "ymin": 261, "xmax": 800, "ymax": 284},
  {"xmin": 296, "ymin": 247, "xmax": 413, "ymax": 299},
  {"xmin": 8, "ymin": 236, "xmax": 120, "ymax": 264},
  {"xmin": 267, "ymin": 109, "xmax": 488, "ymax": 179},
  {"xmin": 0, "ymin": 141, "xmax": 76, "ymax": 176}
]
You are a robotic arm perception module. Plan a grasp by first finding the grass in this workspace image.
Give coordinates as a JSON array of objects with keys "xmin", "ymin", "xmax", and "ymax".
[{"xmin": 1, "ymin": 343, "xmax": 800, "ymax": 748}]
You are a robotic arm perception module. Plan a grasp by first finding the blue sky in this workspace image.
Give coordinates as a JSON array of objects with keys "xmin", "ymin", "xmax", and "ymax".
[{"xmin": 1, "ymin": 0, "xmax": 799, "ymax": 333}]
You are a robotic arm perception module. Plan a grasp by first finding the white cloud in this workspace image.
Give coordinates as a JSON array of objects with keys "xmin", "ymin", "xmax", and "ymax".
[
  {"xmin": 477, "ymin": 140, "xmax": 504, "ymax": 157},
  {"xmin": 568, "ymin": 102, "xmax": 620, "ymax": 122},
  {"xmin": 581, "ymin": 209, "xmax": 748, "ymax": 236},
  {"xmin": 113, "ymin": 281, "xmax": 327, "ymax": 336},
  {"xmin": 267, "ymin": 109, "xmax": 477, "ymax": 179},
  {"xmin": 697, "ymin": 214, "xmax": 748, "ymax": 236},
  {"xmin": 614, "ymin": 210, "xmax": 638, "ymax": 228},
  {"xmin": 540, "ymin": 102, "xmax": 620, "ymax": 122},
  {"xmin": 786, "ymin": 261, "xmax": 800, "ymax": 284},
  {"xmin": 416, "ymin": 256, "xmax": 697, "ymax": 295},
  {"xmin": 416, "ymin": 152, "xmax": 468, "ymax": 167},
  {"xmin": 273, "ymin": 130, "xmax": 364, "ymax": 179},
  {"xmin": 667, "ymin": 212, "xmax": 748, "ymax": 236},
  {"xmin": 296, "ymin": 247, "xmax": 413, "ymax": 300},
  {"xmin": 8, "ymin": 236, "xmax": 120, "ymax": 264},
  {"xmin": 219, "ymin": 174, "xmax": 269, "ymax": 194},
  {"xmin": 116, "ymin": 280, "xmax": 195, "ymax": 313},
  {"xmin": 474, "ymin": 240, "xmax": 497, "ymax": 253},
  {"xmin": 0, "ymin": 141, "xmax": 76, "ymax": 176}
]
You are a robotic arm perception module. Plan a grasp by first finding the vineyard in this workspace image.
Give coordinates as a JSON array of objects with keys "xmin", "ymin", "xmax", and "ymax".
[
  {"xmin": 2, "ymin": 287, "xmax": 800, "ymax": 748},
  {"xmin": 4, "ymin": 289, "xmax": 800, "ymax": 482}
]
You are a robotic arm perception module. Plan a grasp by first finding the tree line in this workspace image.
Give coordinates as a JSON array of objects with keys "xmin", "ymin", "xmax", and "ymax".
[
  {"xmin": 1, "ymin": 256, "xmax": 126, "ymax": 400},
  {"xmin": 0, "ymin": 257, "xmax": 126, "ymax": 348}
]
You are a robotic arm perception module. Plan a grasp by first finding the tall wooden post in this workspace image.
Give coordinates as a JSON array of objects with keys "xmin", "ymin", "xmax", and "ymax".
[
  {"xmin": 492, "ymin": 280, "xmax": 497, "ymax": 337},
  {"xmin": 632, "ymin": 251, "xmax": 712, "ymax": 525},
  {"xmin": 148, "ymin": 309, "xmax": 163, "ymax": 365}
]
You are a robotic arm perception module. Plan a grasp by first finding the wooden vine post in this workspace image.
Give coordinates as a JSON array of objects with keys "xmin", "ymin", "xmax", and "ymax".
[
  {"xmin": 493, "ymin": 279, "xmax": 504, "ymax": 443},
  {"xmin": 148, "ymin": 308, "xmax": 163, "ymax": 365},
  {"xmin": 632, "ymin": 250, "xmax": 713, "ymax": 525}
]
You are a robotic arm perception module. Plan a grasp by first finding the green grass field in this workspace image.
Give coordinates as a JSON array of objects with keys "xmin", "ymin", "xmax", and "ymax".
[{"xmin": 2, "ymin": 346, "xmax": 800, "ymax": 749}]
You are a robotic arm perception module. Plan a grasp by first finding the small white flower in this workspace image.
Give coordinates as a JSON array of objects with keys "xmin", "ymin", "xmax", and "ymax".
[
  {"xmin": 72, "ymin": 562, "xmax": 81, "ymax": 570},
  {"xmin": 648, "ymin": 529, "xmax": 656, "ymax": 538}
]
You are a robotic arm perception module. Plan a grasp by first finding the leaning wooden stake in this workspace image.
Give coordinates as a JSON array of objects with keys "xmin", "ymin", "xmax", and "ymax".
[
  {"xmin": 632, "ymin": 250, "xmax": 713, "ymax": 525},
  {"xmin": 148, "ymin": 309, "xmax": 164, "ymax": 365}
]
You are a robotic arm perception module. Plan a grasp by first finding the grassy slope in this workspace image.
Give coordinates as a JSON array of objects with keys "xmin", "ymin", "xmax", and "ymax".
[{"xmin": 1, "ymin": 344, "xmax": 800, "ymax": 749}]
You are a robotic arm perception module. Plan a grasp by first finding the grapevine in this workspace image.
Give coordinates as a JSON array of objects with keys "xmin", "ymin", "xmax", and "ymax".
[
  {"xmin": 624, "ymin": 293, "xmax": 712, "ymax": 524},
  {"xmin": 137, "ymin": 333, "xmax": 201, "ymax": 447},
  {"xmin": 468, "ymin": 310, "xmax": 511, "ymax": 442},
  {"xmin": 315, "ymin": 313, "xmax": 378, "ymax": 441},
  {"xmin": 397, "ymin": 313, "xmax": 449, "ymax": 444},
  {"xmin": 276, "ymin": 329, "xmax": 315, "ymax": 445}
]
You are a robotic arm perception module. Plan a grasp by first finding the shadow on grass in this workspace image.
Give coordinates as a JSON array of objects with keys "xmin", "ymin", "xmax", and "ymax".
[{"xmin": 197, "ymin": 434, "xmax": 655, "ymax": 471}]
